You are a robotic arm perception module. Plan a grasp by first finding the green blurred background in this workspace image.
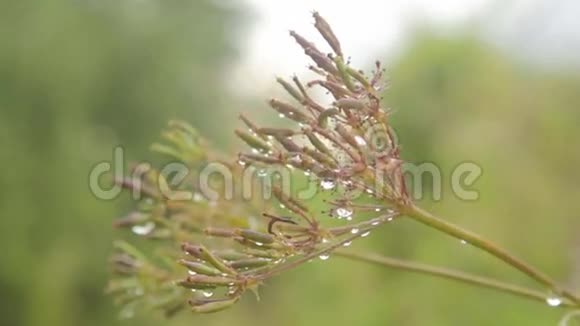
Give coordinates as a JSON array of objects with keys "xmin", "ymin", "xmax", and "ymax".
[{"xmin": 1, "ymin": 0, "xmax": 579, "ymax": 325}]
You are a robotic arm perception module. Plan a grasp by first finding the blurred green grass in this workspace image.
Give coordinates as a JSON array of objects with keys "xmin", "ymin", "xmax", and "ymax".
[{"xmin": 1, "ymin": 1, "xmax": 580, "ymax": 325}]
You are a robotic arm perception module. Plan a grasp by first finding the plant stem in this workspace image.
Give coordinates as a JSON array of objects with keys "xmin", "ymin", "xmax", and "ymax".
[
  {"xmin": 335, "ymin": 250, "xmax": 577, "ymax": 308},
  {"xmin": 403, "ymin": 204, "xmax": 580, "ymax": 304}
]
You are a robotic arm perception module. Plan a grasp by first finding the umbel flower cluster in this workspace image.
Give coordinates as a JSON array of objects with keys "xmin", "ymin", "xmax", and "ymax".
[{"xmin": 107, "ymin": 12, "xmax": 580, "ymax": 319}]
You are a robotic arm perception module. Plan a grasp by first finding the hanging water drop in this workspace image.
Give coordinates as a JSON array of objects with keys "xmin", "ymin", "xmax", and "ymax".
[
  {"xmin": 237, "ymin": 159, "xmax": 246, "ymax": 166},
  {"xmin": 546, "ymin": 296, "xmax": 562, "ymax": 307},
  {"xmin": 361, "ymin": 231, "xmax": 371, "ymax": 237},
  {"xmin": 375, "ymin": 207, "xmax": 382, "ymax": 212},
  {"xmin": 131, "ymin": 222, "xmax": 155, "ymax": 235},
  {"xmin": 319, "ymin": 254, "xmax": 330, "ymax": 261},
  {"xmin": 202, "ymin": 291, "xmax": 213, "ymax": 298},
  {"xmin": 320, "ymin": 179, "xmax": 336, "ymax": 190},
  {"xmin": 335, "ymin": 207, "xmax": 353, "ymax": 219},
  {"xmin": 187, "ymin": 270, "xmax": 197, "ymax": 276},
  {"xmin": 278, "ymin": 113, "xmax": 285, "ymax": 118},
  {"xmin": 460, "ymin": 240, "xmax": 468, "ymax": 245},
  {"xmin": 350, "ymin": 228, "xmax": 360, "ymax": 234},
  {"xmin": 371, "ymin": 220, "xmax": 380, "ymax": 226},
  {"xmin": 343, "ymin": 241, "xmax": 352, "ymax": 247},
  {"xmin": 257, "ymin": 169, "xmax": 268, "ymax": 177}
]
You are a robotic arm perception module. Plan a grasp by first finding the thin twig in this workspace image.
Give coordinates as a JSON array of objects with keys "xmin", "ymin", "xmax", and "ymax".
[
  {"xmin": 404, "ymin": 204, "xmax": 580, "ymax": 304},
  {"xmin": 335, "ymin": 250, "xmax": 577, "ymax": 308}
]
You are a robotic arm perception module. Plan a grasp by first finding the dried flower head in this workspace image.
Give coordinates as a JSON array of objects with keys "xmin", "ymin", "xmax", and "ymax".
[
  {"xmin": 107, "ymin": 12, "xmax": 580, "ymax": 319},
  {"xmin": 107, "ymin": 12, "xmax": 408, "ymax": 317}
]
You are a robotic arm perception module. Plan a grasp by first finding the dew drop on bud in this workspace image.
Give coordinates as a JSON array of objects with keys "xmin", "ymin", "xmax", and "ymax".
[
  {"xmin": 320, "ymin": 179, "xmax": 336, "ymax": 190},
  {"xmin": 350, "ymin": 228, "xmax": 360, "ymax": 234},
  {"xmin": 354, "ymin": 136, "xmax": 367, "ymax": 146},
  {"xmin": 319, "ymin": 254, "xmax": 330, "ymax": 261},
  {"xmin": 335, "ymin": 207, "xmax": 353, "ymax": 219}
]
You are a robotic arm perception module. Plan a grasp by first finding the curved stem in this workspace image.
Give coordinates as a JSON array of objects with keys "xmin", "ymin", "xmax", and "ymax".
[
  {"xmin": 403, "ymin": 204, "xmax": 580, "ymax": 304},
  {"xmin": 335, "ymin": 250, "xmax": 577, "ymax": 308}
]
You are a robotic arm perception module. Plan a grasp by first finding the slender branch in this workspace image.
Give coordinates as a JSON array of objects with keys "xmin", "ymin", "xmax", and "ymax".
[
  {"xmin": 335, "ymin": 250, "xmax": 577, "ymax": 308},
  {"xmin": 403, "ymin": 204, "xmax": 580, "ymax": 304}
]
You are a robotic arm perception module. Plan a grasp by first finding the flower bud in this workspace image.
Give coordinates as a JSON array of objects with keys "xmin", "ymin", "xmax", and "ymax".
[
  {"xmin": 189, "ymin": 297, "xmax": 239, "ymax": 314},
  {"xmin": 313, "ymin": 12, "xmax": 342, "ymax": 56},
  {"xmin": 235, "ymin": 129, "xmax": 272, "ymax": 152},
  {"xmin": 178, "ymin": 259, "xmax": 222, "ymax": 276}
]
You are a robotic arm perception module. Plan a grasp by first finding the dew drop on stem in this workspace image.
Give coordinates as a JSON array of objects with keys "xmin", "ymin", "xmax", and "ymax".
[
  {"xmin": 546, "ymin": 295, "xmax": 562, "ymax": 307},
  {"xmin": 320, "ymin": 179, "xmax": 336, "ymax": 190}
]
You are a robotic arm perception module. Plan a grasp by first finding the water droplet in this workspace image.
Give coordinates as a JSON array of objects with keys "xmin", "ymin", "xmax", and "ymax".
[
  {"xmin": 375, "ymin": 208, "xmax": 382, "ymax": 212},
  {"xmin": 251, "ymin": 148, "xmax": 259, "ymax": 154},
  {"xmin": 351, "ymin": 228, "xmax": 360, "ymax": 234},
  {"xmin": 255, "ymin": 242, "xmax": 264, "ymax": 247},
  {"xmin": 387, "ymin": 217, "xmax": 394, "ymax": 222},
  {"xmin": 278, "ymin": 113, "xmax": 285, "ymax": 118},
  {"xmin": 322, "ymin": 238, "xmax": 330, "ymax": 244},
  {"xmin": 460, "ymin": 240, "xmax": 468, "ymax": 245},
  {"xmin": 304, "ymin": 171, "xmax": 311, "ymax": 176},
  {"xmin": 257, "ymin": 169, "xmax": 268, "ymax": 177},
  {"xmin": 371, "ymin": 220, "xmax": 380, "ymax": 226},
  {"xmin": 202, "ymin": 291, "xmax": 213, "ymax": 298},
  {"xmin": 335, "ymin": 207, "xmax": 353, "ymax": 219},
  {"xmin": 237, "ymin": 159, "xmax": 246, "ymax": 166},
  {"xmin": 365, "ymin": 188, "xmax": 374, "ymax": 194},
  {"xmin": 131, "ymin": 222, "xmax": 155, "ymax": 235},
  {"xmin": 343, "ymin": 241, "xmax": 352, "ymax": 247},
  {"xmin": 192, "ymin": 192, "xmax": 204, "ymax": 202},
  {"xmin": 187, "ymin": 270, "xmax": 197, "ymax": 276},
  {"xmin": 279, "ymin": 204, "xmax": 286, "ymax": 209},
  {"xmin": 319, "ymin": 254, "xmax": 330, "ymax": 260},
  {"xmin": 354, "ymin": 136, "xmax": 367, "ymax": 146},
  {"xmin": 546, "ymin": 296, "xmax": 562, "ymax": 307},
  {"xmin": 361, "ymin": 231, "xmax": 371, "ymax": 237},
  {"xmin": 320, "ymin": 179, "xmax": 336, "ymax": 190}
]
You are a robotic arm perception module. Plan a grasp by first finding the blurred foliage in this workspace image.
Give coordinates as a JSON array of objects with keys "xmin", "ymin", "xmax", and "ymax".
[
  {"xmin": 1, "ymin": 2, "xmax": 580, "ymax": 325},
  {"xmin": 0, "ymin": 0, "xmax": 243, "ymax": 326}
]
